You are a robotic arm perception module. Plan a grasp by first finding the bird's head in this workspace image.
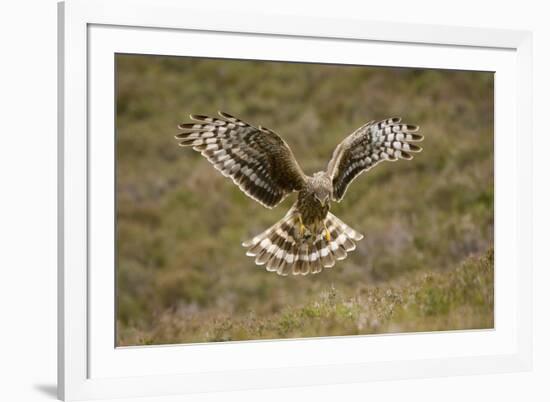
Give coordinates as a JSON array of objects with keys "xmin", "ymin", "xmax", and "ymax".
[
  {"xmin": 312, "ymin": 172, "xmax": 332, "ymax": 207},
  {"xmin": 314, "ymin": 191, "xmax": 330, "ymax": 207}
]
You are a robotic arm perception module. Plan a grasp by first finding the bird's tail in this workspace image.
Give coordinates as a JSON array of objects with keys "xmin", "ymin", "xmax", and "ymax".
[{"xmin": 242, "ymin": 208, "xmax": 363, "ymax": 276}]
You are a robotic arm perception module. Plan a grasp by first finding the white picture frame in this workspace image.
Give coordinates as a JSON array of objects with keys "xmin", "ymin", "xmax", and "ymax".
[{"xmin": 58, "ymin": 0, "xmax": 533, "ymax": 400}]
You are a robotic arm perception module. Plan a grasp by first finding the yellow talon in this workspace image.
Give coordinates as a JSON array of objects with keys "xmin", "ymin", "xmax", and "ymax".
[
  {"xmin": 324, "ymin": 222, "xmax": 331, "ymax": 242},
  {"xmin": 298, "ymin": 216, "xmax": 306, "ymax": 237}
]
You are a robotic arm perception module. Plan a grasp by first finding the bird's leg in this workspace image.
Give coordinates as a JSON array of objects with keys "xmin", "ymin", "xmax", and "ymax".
[
  {"xmin": 298, "ymin": 215, "xmax": 306, "ymax": 237},
  {"xmin": 324, "ymin": 220, "xmax": 331, "ymax": 242}
]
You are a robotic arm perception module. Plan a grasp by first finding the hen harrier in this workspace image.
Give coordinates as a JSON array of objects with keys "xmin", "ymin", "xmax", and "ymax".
[{"xmin": 175, "ymin": 112, "xmax": 422, "ymax": 276}]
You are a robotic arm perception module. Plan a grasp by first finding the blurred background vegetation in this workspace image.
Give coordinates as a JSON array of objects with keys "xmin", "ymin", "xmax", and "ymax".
[{"xmin": 115, "ymin": 54, "xmax": 494, "ymax": 346}]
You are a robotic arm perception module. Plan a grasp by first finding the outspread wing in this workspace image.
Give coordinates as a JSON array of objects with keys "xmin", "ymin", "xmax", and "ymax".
[
  {"xmin": 327, "ymin": 118, "xmax": 423, "ymax": 202},
  {"xmin": 175, "ymin": 112, "xmax": 306, "ymax": 208}
]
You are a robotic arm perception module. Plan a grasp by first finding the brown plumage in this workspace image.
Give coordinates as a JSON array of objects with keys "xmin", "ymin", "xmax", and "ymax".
[{"xmin": 175, "ymin": 112, "xmax": 423, "ymax": 276}]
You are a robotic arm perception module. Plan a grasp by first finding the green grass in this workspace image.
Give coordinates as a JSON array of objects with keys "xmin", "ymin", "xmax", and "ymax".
[
  {"xmin": 115, "ymin": 55, "xmax": 494, "ymax": 346},
  {"xmin": 118, "ymin": 250, "xmax": 493, "ymax": 345}
]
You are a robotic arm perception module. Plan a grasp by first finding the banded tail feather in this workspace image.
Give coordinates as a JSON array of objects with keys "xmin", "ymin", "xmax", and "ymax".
[{"xmin": 242, "ymin": 208, "xmax": 363, "ymax": 276}]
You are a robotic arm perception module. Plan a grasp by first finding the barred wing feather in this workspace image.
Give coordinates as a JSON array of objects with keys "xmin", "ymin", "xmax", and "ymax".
[
  {"xmin": 175, "ymin": 111, "xmax": 306, "ymax": 208},
  {"xmin": 327, "ymin": 118, "xmax": 423, "ymax": 201}
]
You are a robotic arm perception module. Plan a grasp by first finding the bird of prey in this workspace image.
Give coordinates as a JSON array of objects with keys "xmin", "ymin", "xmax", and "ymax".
[{"xmin": 175, "ymin": 112, "xmax": 422, "ymax": 276}]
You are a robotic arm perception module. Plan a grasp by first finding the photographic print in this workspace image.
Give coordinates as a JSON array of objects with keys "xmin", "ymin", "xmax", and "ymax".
[{"xmin": 115, "ymin": 55, "xmax": 494, "ymax": 346}]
